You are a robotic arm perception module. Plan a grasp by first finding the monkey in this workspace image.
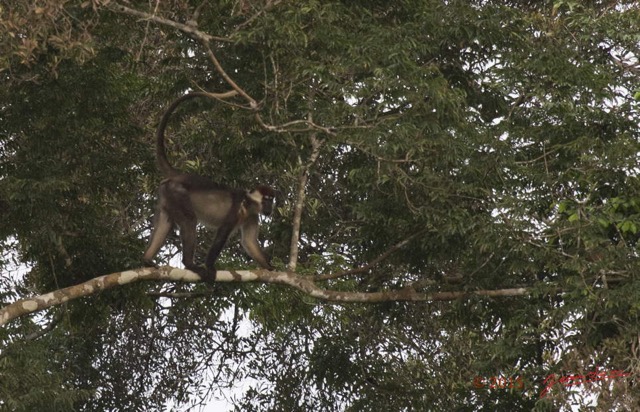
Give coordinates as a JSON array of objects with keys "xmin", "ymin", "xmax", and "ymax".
[{"xmin": 142, "ymin": 92, "xmax": 275, "ymax": 282}]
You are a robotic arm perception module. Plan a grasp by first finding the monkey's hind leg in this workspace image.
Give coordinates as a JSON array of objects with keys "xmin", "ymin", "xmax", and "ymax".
[
  {"xmin": 143, "ymin": 208, "xmax": 173, "ymax": 268},
  {"xmin": 177, "ymin": 215, "xmax": 215, "ymax": 283}
]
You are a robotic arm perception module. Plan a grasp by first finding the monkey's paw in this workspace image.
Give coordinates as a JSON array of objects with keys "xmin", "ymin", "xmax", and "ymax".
[{"xmin": 187, "ymin": 265, "xmax": 216, "ymax": 283}]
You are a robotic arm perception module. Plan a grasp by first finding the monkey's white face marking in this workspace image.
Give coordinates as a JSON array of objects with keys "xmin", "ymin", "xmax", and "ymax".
[{"xmin": 247, "ymin": 190, "xmax": 263, "ymax": 204}]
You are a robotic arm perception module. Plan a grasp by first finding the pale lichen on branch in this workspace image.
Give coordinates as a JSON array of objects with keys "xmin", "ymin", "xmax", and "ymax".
[{"xmin": 0, "ymin": 266, "xmax": 534, "ymax": 327}]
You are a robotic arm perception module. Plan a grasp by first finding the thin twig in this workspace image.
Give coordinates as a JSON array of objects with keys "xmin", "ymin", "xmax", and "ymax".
[
  {"xmin": 288, "ymin": 134, "xmax": 324, "ymax": 270},
  {"xmin": 110, "ymin": 2, "xmax": 342, "ymax": 136},
  {"xmin": 316, "ymin": 230, "xmax": 427, "ymax": 281},
  {"xmin": 254, "ymin": 113, "xmax": 337, "ymax": 136},
  {"xmin": 233, "ymin": 0, "xmax": 283, "ymax": 33},
  {"xmin": 108, "ymin": 3, "xmax": 229, "ymax": 42},
  {"xmin": 200, "ymin": 42, "xmax": 258, "ymax": 107}
]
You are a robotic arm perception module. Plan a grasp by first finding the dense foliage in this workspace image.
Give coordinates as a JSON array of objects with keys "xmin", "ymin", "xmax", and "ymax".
[{"xmin": 1, "ymin": 1, "xmax": 639, "ymax": 410}]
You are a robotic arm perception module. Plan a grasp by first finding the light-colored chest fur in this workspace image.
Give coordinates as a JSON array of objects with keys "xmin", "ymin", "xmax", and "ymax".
[{"xmin": 190, "ymin": 191, "xmax": 235, "ymax": 229}]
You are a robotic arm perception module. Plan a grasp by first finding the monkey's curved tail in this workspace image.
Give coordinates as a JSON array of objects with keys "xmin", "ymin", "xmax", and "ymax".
[{"xmin": 156, "ymin": 92, "xmax": 213, "ymax": 177}]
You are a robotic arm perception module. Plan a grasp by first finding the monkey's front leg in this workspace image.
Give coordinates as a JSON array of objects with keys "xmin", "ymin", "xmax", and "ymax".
[
  {"xmin": 186, "ymin": 263, "xmax": 215, "ymax": 283},
  {"xmin": 200, "ymin": 225, "xmax": 235, "ymax": 283},
  {"xmin": 178, "ymin": 220, "xmax": 216, "ymax": 283},
  {"xmin": 182, "ymin": 250, "xmax": 215, "ymax": 283}
]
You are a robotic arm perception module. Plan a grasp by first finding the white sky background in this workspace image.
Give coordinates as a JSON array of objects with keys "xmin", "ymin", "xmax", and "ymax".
[
  {"xmin": 165, "ymin": 255, "xmax": 249, "ymax": 412},
  {"xmin": 0, "ymin": 244, "xmax": 247, "ymax": 412}
]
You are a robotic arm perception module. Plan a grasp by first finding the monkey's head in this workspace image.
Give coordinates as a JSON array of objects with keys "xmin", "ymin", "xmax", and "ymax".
[{"xmin": 248, "ymin": 185, "xmax": 276, "ymax": 216}]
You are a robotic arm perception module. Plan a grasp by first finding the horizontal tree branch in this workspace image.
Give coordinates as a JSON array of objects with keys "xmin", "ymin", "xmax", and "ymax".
[{"xmin": 0, "ymin": 266, "xmax": 533, "ymax": 326}]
